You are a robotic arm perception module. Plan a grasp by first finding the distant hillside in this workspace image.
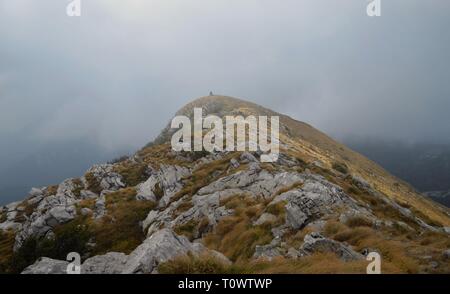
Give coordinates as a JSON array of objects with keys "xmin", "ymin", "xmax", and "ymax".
[{"xmin": 346, "ymin": 139, "xmax": 450, "ymax": 207}]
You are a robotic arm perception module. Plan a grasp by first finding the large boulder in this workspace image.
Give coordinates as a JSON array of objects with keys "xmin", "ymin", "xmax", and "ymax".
[
  {"xmin": 121, "ymin": 228, "xmax": 205, "ymax": 274},
  {"xmin": 82, "ymin": 252, "xmax": 128, "ymax": 274},
  {"xmin": 22, "ymin": 257, "xmax": 68, "ymax": 274}
]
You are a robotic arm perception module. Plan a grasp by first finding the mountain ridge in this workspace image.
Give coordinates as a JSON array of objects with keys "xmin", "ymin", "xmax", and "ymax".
[{"xmin": 1, "ymin": 95, "xmax": 449, "ymax": 274}]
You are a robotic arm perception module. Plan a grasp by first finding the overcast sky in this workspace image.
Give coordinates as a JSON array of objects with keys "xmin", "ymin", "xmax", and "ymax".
[{"xmin": 1, "ymin": 0, "xmax": 450, "ymax": 156}]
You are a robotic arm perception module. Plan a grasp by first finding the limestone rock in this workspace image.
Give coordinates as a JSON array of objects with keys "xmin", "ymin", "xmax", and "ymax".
[
  {"xmin": 253, "ymin": 237, "xmax": 282, "ymax": 260},
  {"xmin": 254, "ymin": 213, "xmax": 277, "ymax": 226},
  {"xmin": 285, "ymin": 202, "xmax": 308, "ymax": 230},
  {"xmin": 300, "ymin": 232, "xmax": 363, "ymax": 261},
  {"xmin": 82, "ymin": 252, "xmax": 128, "ymax": 274},
  {"xmin": 122, "ymin": 229, "xmax": 215, "ymax": 274},
  {"xmin": 22, "ymin": 257, "xmax": 68, "ymax": 274}
]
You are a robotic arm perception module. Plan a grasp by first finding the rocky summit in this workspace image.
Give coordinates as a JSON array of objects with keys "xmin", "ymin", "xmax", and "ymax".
[{"xmin": 1, "ymin": 96, "xmax": 450, "ymax": 274}]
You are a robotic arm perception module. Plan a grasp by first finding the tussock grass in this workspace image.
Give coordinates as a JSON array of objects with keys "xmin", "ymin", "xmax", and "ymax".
[
  {"xmin": 114, "ymin": 162, "xmax": 147, "ymax": 187},
  {"xmin": 324, "ymin": 220, "xmax": 420, "ymax": 273},
  {"xmin": 45, "ymin": 185, "xmax": 58, "ymax": 196},
  {"xmin": 158, "ymin": 253, "xmax": 369, "ymax": 274},
  {"xmin": 158, "ymin": 253, "xmax": 234, "ymax": 274},
  {"xmin": 90, "ymin": 188, "xmax": 156, "ymax": 254},
  {"xmin": 0, "ymin": 230, "xmax": 15, "ymax": 273},
  {"xmin": 84, "ymin": 172, "xmax": 102, "ymax": 194},
  {"xmin": 345, "ymin": 216, "xmax": 373, "ymax": 228},
  {"xmin": 204, "ymin": 195, "xmax": 272, "ymax": 262}
]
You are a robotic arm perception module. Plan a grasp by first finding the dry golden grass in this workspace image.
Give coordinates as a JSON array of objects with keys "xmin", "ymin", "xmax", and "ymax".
[
  {"xmin": 345, "ymin": 216, "xmax": 374, "ymax": 228},
  {"xmin": 84, "ymin": 172, "xmax": 102, "ymax": 195},
  {"xmin": 113, "ymin": 162, "xmax": 148, "ymax": 187},
  {"xmin": 88, "ymin": 188, "xmax": 156, "ymax": 254},
  {"xmin": 0, "ymin": 230, "xmax": 15, "ymax": 273},
  {"xmin": 323, "ymin": 220, "xmax": 427, "ymax": 273},
  {"xmin": 158, "ymin": 253, "xmax": 370, "ymax": 274},
  {"xmin": 204, "ymin": 195, "xmax": 272, "ymax": 262},
  {"xmin": 45, "ymin": 185, "xmax": 58, "ymax": 196}
]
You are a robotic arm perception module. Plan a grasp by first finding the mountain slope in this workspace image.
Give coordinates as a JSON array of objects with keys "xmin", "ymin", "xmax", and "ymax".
[{"xmin": 1, "ymin": 95, "xmax": 449, "ymax": 274}]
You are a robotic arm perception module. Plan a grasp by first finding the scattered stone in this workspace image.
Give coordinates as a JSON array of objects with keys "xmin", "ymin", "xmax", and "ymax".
[
  {"xmin": 22, "ymin": 257, "xmax": 68, "ymax": 274},
  {"xmin": 443, "ymin": 249, "xmax": 450, "ymax": 260},
  {"xmin": 285, "ymin": 202, "xmax": 308, "ymax": 229},
  {"xmin": 300, "ymin": 232, "xmax": 363, "ymax": 261},
  {"xmin": 253, "ymin": 237, "xmax": 282, "ymax": 260},
  {"xmin": 230, "ymin": 158, "xmax": 240, "ymax": 169},
  {"xmin": 122, "ymin": 229, "xmax": 225, "ymax": 274},
  {"xmin": 80, "ymin": 190, "xmax": 98, "ymax": 200},
  {"xmin": 82, "ymin": 252, "xmax": 128, "ymax": 274},
  {"xmin": 80, "ymin": 208, "xmax": 93, "ymax": 216},
  {"xmin": 286, "ymin": 247, "xmax": 301, "ymax": 259},
  {"xmin": 254, "ymin": 213, "xmax": 277, "ymax": 226},
  {"xmin": 94, "ymin": 195, "xmax": 106, "ymax": 219}
]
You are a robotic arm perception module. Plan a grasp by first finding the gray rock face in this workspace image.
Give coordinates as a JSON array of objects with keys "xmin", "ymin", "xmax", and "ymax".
[
  {"xmin": 80, "ymin": 208, "xmax": 93, "ymax": 216},
  {"xmin": 137, "ymin": 164, "xmax": 190, "ymax": 206},
  {"xmin": 157, "ymin": 165, "xmax": 191, "ymax": 207},
  {"xmin": 300, "ymin": 233, "xmax": 363, "ymax": 261},
  {"xmin": 82, "ymin": 252, "xmax": 128, "ymax": 274},
  {"xmin": 22, "ymin": 229, "xmax": 229, "ymax": 274},
  {"xmin": 253, "ymin": 237, "xmax": 282, "ymax": 260},
  {"xmin": 94, "ymin": 194, "xmax": 106, "ymax": 219},
  {"xmin": 122, "ymin": 228, "xmax": 205, "ymax": 274},
  {"xmin": 22, "ymin": 257, "xmax": 68, "ymax": 274},
  {"xmin": 86, "ymin": 164, "xmax": 125, "ymax": 191},
  {"xmin": 285, "ymin": 203, "xmax": 308, "ymax": 230},
  {"xmin": 136, "ymin": 176, "xmax": 159, "ymax": 202},
  {"xmin": 272, "ymin": 175, "xmax": 363, "ymax": 229},
  {"xmin": 197, "ymin": 168, "xmax": 305, "ymax": 199},
  {"xmin": 0, "ymin": 221, "xmax": 22, "ymax": 231},
  {"xmin": 254, "ymin": 213, "xmax": 277, "ymax": 226},
  {"xmin": 13, "ymin": 179, "xmax": 81, "ymax": 250}
]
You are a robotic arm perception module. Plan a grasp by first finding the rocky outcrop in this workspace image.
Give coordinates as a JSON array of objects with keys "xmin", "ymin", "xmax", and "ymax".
[
  {"xmin": 271, "ymin": 175, "xmax": 366, "ymax": 230},
  {"xmin": 82, "ymin": 252, "xmax": 128, "ymax": 274},
  {"xmin": 136, "ymin": 165, "xmax": 190, "ymax": 207},
  {"xmin": 14, "ymin": 180, "xmax": 81, "ymax": 250},
  {"xmin": 22, "ymin": 257, "xmax": 68, "ymax": 274},
  {"xmin": 85, "ymin": 164, "xmax": 125, "ymax": 191},
  {"xmin": 300, "ymin": 232, "xmax": 363, "ymax": 261},
  {"xmin": 196, "ymin": 168, "xmax": 304, "ymax": 200},
  {"xmin": 122, "ymin": 228, "xmax": 207, "ymax": 274},
  {"xmin": 21, "ymin": 229, "xmax": 229, "ymax": 274},
  {"xmin": 253, "ymin": 237, "xmax": 283, "ymax": 260}
]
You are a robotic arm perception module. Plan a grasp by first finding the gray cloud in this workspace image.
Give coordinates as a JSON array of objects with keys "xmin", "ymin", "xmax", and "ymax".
[{"xmin": 1, "ymin": 0, "xmax": 449, "ymax": 155}]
